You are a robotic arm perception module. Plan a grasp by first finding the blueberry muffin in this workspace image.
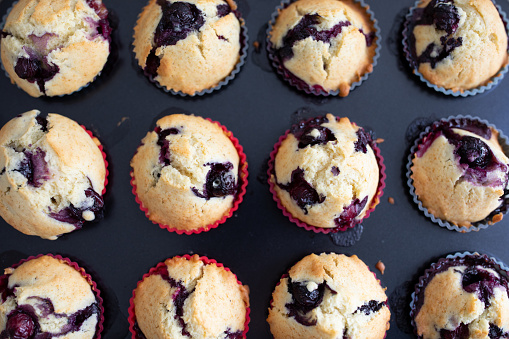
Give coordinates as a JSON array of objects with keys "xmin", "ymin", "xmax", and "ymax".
[
  {"xmin": 270, "ymin": 113, "xmax": 380, "ymax": 230},
  {"xmin": 405, "ymin": 0, "xmax": 508, "ymax": 92},
  {"xmin": 133, "ymin": 0, "xmax": 242, "ymax": 95},
  {"xmin": 1, "ymin": 0, "xmax": 112, "ymax": 97},
  {"xmin": 268, "ymin": 0, "xmax": 378, "ymax": 96},
  {"xmin": 410, "ymin": 118, "xmax": 509, "ymax": 227},
  {"xmin": 0, "ymin": 110, "xmax": 106, "ymax": 240},
  {"xmin": 0, "ymin": 255, "xmax": 102, "ymax": 339},
  {"xmin": 131, "ymin": 114, "xmax": 243, "ymax": 233},
  {"xmin": 267, "ymin": 253, "xmax": 390, "ymax": 339},
  {"xmin": 132, "ymin": 254, "xmax": 249, "ymax": 339},
  {"xmin": 412, "ymin": 253, "xmax": 509, "ymax": 338}
]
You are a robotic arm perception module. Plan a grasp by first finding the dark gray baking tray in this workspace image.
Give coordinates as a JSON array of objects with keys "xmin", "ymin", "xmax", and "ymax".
[{"xmin": 0, "ymin": 0, "xmax": 508, "ymax": 338}]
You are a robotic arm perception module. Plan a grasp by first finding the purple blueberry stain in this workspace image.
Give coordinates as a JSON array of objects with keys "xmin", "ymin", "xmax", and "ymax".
[
  {"xmin": 155, "ymin": 127, "xmax": 180, "ymax": 166},
  {"xmin": 331, "ymin": 166, "xmax": 340, "ymax": 176},
  {"xmin": 354, "ymin": 300, "xmax": 385, "ymax": 316},
  {"xmin": 409, "ymin": 0, "xmax": 463, "ymax": 68},
  {"xmin": 154, "ymin": 266, "xmax": 192, "ymax": 337},
  {"xmin": 29, "ymin": 33, "xmax": 56, "ymax": 52},
  {"xmin": 192, "ymin": 162, "xmax": 237, "ymax": 199},
  {"xmin": 278, "ymin": 168, "xmax": 325, "ymax": 214},
  {"xmin": 290, "ymin": 116, "xmax": 336, "ymax": 149},
  {"xmin": 14, "ymin": 148, "xmax": 50, "ymax": 188},
  {"xmin": 49, "ymin": 188, "xmax": 104, "ymax": 228},
  {"xmin": 359, "ymin": 29, "xmax": 375, "ymax": 47},
  {"xmin": 334, "ymin": 196, "xmax": 368, "ymax": 229},
  {"xmin": 85, "ymin": 0, "xmax": 112, "ymax": 40},
  {"xmin": 217, "ymin": 3, "xmax": 231, "ymax": 17},
  {"xmin": 354, "ymin": 129, "xmax": 371, "ymax": 153},
  {"xmin": 144, "ymin": 1, "xmax": 205, "ymax": 77},
  {"xmin": 276, "ymin": 14, "xmax": 351, "ymax": 61}
]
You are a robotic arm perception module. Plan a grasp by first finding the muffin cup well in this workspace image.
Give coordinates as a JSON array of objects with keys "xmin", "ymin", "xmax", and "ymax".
[
  {"xmin": 410, "ymin": 251, "xmax": 509, "ymax": 337},
  {"xmin": 406, "ymin": 115, "xmax": 509, "ymax": 232},
  {"xmin": 268, "ymin": 253, "xmax": 390, "ymax": 338},
  {"xmin": 130, "ymin": 118, "xmax": 248, "ymax": 235},
  {"xmin": 128, "ymin": 254, "xmax": 250, "ymax": 339},
  {"xmin": 0, "ymin": 253, "xmax": 105, "ymax": 339},
  {"xmin": 133, "ymin": 9, "xmax": 248, "ymax": 97},
  {"xmin": 0, "ymin": 0, "xmax": 115, "ymax": 97},
  {"xmin": 402, "ymin": 0, "xmax": 509, "ymax": 97},
  {"xmin": 266, "ymin": 0, "xmax": 381, "ymax": 96},
  {"xmin": 267, "ymin": 116, "xmax": 385, "ymax": 234}
]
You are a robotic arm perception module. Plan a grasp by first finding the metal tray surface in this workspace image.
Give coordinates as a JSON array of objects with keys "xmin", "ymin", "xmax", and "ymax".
[{"xmin": 0, "ymin": 0, "xmax": 508, "ymax": 338}]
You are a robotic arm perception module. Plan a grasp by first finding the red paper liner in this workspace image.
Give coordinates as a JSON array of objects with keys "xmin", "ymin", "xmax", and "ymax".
[
  {"xmin": 267, "ymin": 116, "xmax": 385, "ymax": 234},
  {"xmin": 409, "ymin": 252, "xmax": 509, "ymax": 337},
  {"xmin": 81, "ymin": 125, "xmax": 109, "ymax": 195},
  {"xmin": 0, "ymin": 253, "xmax": 104, "ymax": 339},
  {"xmin": 128, "ymin": 254, "xmax": 250, "ymax": 339},
  {"xmin": 266, "ymin": 0, "xmax": 381, "ymax": 97},
  {"xmin": 405, "ymin": 115, "xmax": 509, "ymax": 232},
  {"xmin": 267, "ymin": 253, "xmax": 389, "ymax": 338},
  {"xmin": 130, "ymin": 117, "xmax": 248, "ymax": 235}
]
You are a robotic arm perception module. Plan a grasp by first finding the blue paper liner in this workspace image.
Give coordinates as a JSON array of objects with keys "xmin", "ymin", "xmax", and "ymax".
[
  {"xmin": 132, "ymin": 7, "xmax": 248, "ymax": 97},
  {"xmin": 402, "ymin": 0, "xmax": 509, "ymax": 97},
  {"xmin": 406, "ymin": 115, "xmax": 509, "ymax": 232},
  {"xmin": 266, "ymin": 0, "xmax": 381, "ymax": 96}
]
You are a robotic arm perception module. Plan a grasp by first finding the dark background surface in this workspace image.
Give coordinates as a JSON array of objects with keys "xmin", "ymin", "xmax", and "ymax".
[{"xmin": 0, "ymin": 0, "xmax": 509, "ymax": 338}]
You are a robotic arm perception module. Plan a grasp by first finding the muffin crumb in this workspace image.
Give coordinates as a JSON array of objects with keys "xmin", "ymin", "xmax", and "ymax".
[
  {"xmin": 376, "ymin": 260, "xmax": 385, "ymax": 275},
  {"xmin": 388, "ymin": 197, "xmax": 395, "ymax": 205}
]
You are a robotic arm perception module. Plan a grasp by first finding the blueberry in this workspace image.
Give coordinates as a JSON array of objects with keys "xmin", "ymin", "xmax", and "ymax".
[
  {"xmin": 355, "ymin": 300, "xmax": 384, "ymax": 315},
  {"xmin": 35, "ymin": 115, "xmax": 48, "ymax": 132},
  {"xmin": 290, "ymin": 280, "xmax": 325, "ymax": 310},
  {"xmin": 278, "ymin": 168, "xmax": 325, "ymax": 214},
  {"xmin": 331, "ymin": 166, "xmax": 340, "ymax": 176},
  {"xmin": 216, "ymin": 4, "xmax": 231, "ymax": 17},
  {"xmin": 49, "ymin": 188, "xmax": 104, "ymax": 228},
  {"xmin": 488, "ymin": 323, "xmax": 509, "ymax": 338},
  {"xmin": 15, "ymin": 148, "xmax": 50, "ymax": 188},
  {"xmin": 224, "ymin": 329, "xmax": 243, "ymax": 339},
  {"xmin": 461, "ymin": 266, "xmax": 497, "ymax": 307},
  {"xmin": 14, "ymin": 56, "xmax": 60, "ymax": 94},
  {"xmin": 192, "ymin": 162, "xmax": 237, "ymax": 199},
  {"xmin": 155, "ymin": 127, "xmax": 180, "ymax": 166},
  {"xmin": 354, "ymin": 129, "xmax": 371, "ymax": 153},
  {"xmin": 297, "ymin": 126, "xmax": 336, "ymax": 148},
  {"xmin": 5, "ymin": 311, "xmax": 35, "ymax": 339},
  {"xmin": 432, "ymin": 1, "xmax": 460, "ymax": 34},
  {"xmin": 456, "ymin": 136, "xmax": 492, "ymax": 168}
]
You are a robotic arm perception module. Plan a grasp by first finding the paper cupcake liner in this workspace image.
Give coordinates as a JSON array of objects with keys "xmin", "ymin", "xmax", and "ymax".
[
  {"xmin": 82, "ymin": 125, "xmax": 109, "ymax": 196},
  {"xmin": 0, "ymin": 253, "xmax": 105, "ymax": 339},
  {"xmin": 133, "ymin": 9, "xmax": 248, "ymax": 97},
  {"xmin": 402, "ymin": 0, "xmax": 509, "ymax": 97},
  {"xmin": 268, "ymin": 253, "xmax": 390, "ymax": 338},
  {"xmin": 1, "ymin": 0, "xmax": 116, "ymax": 98},
  {"xmin": 409, "ymin": 251, "xmax": 509, "ymax": 337},
  {"xmin": 267, "ymin": 115, "xmax": 385, "ymax": 234},
  {"xmin": 130, "ymin": 117, "xmax": 248, "ymax": 235},
  {"xmin": 266, "ymin": 0, "xmax": 381, "ymax": 96},
  {"xmin": 406, "ymin": 115, "xmax": 509, "ymax": 232},
  {"xmin": 128, "ymin": 254, "xmax": 250, "ymax": 339}
]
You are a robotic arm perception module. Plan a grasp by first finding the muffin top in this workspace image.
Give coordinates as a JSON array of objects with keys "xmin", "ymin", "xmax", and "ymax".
[
  {"xmin": 269, "ymin": 0, "xmax": 377, "ymax": 96},
  {"xmin": 0, "ymin": 0, "xmax": 111, "ymax": 97},
  {"xmin": 0, "ymin": 255, "xmax": 101, "ymax": 339},
  {"xmin": 411, "ymin": 119, "xmax": 509, "ymax": 227},
  {"xmin": 0, "ymin": 110, "xmax": 106, "ymax": 240},
  {"xmin": 413, "ymin": 254, "xmax": 509, "ymax": 339},
  {"xmin": 133, "ymin": 0, "xmax": 242, "ymax": 95},
  {"xmin": 267, "ymin": 253, "xmax": 390, "ymax": 339},
  {"xmin": 271, "ymin": 113, "xmax": 379, "ymax": 229},
  {"xmin": 133, "ymin": 254, "xmax": 249, "ymax": 339},
  {"xmin": 408, "ymin": 0, "xmax": 508, "ymax": 91},
  {"xmin": 131, "ymin": 114, "xmax": 240, "ymax": 232}
]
